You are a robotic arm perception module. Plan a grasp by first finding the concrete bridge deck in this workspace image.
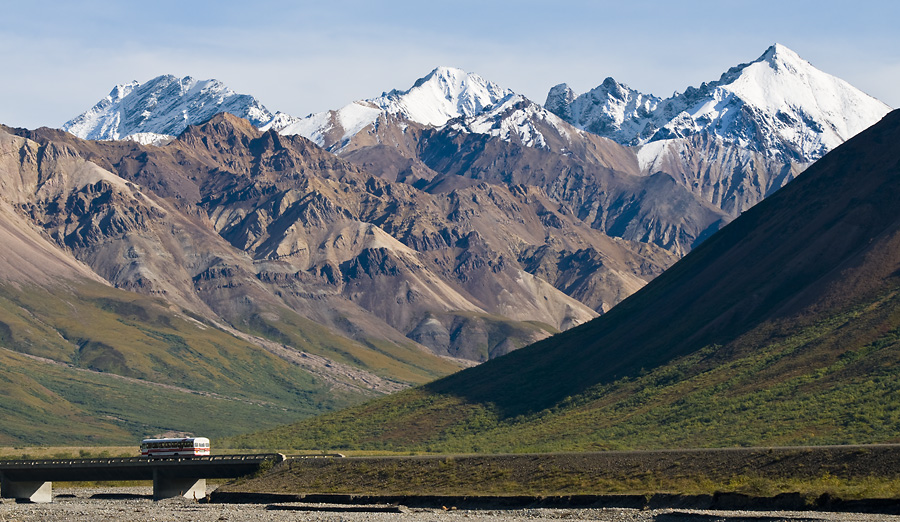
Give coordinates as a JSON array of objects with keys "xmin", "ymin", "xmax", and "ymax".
[{"xmin": 0, "ymin": 453, "xmax": 282, "ymax": 502}]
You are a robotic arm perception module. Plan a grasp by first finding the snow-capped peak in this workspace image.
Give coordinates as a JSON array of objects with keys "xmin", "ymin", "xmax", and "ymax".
[
  {"xmin": 761, "ymin": 43, "xmax": 803, "ymax": 67},
  {"xmin": 271, "ymin": 67, "xmax": 514, "ymax": 150},
  {"xmin": 546, "ymin": 77, "xmax": 661, "ymax": 146},
  {"xmin": 544, "ymin": 83, "xmax": 576, "ymax": 120},
  {"xmin": 109, "ymin": 81, "xmax": 140, "ymax": 102},
  {"xmin": 680, "ymin": 42, "xmax": 892, "ymax": 160},
  {"xmin": 452, "ymin": 94, "xmax": 550, "ymax": 148},
  {"xmin": 373, "ymin": 66, "xmax": 514, "ymax": 127},
  {"xmin": 548, "ymin": 44, "xmax": 892, "ymax": 163},
  {"xmin": 63, "ymin": 75, "xmax": 274, "ymax": 141}
]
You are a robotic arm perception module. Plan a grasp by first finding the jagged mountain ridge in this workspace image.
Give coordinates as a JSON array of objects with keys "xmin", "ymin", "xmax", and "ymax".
[
  {"xmin": 63, "ymin": 46, "xmax": 890, "ymax": 175},
  {"xmin": 547, "ymin": 44, "xmax": 891, "ymax": 163},
  {"xmin": 61, "ymin": 46, "xmax": 890, "ymax": 251},
  {"xmin": 62, "ymin": 75, "xmax": 274, "ymax": 144},
  {"xmin": 12, "ymin": 114, "xmax": 675, "ymax": 363},
  {"xmin": 325, "ymin": 89, "xmax": 731, "ymax": 254},
  {"xmin": 268, "ymin": 45, "xmax": 888, "ymax": 250},
  {"xmin": 263, "ymin": 66, "xmax": 514, "ymax": 152},
  {"xmin": 546, "ymin": 44, "xmax": 892, "ymax": 216}
]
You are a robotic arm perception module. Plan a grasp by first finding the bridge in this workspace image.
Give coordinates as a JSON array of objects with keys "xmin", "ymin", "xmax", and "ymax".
[{"xmin": 0, "ymin": 453, "xmax": 282, "ymax": 503}]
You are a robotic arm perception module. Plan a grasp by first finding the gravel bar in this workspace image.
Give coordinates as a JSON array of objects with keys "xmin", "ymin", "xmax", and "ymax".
[{"xmin": 2, "ymin": 487, "xmax": 900, "ymax": 522}]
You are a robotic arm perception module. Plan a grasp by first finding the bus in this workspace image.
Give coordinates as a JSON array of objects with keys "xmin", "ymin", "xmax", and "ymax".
[{"xmin": 140, "ymin": 437, "xmax": 210, "ymax": 458}]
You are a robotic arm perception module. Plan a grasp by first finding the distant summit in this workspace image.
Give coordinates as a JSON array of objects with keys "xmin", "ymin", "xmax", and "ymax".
[
  {"xmin": 62, "ymin": 75, "xmax": 274, "ymax": 143},
  {"xmin": 264, "ymin": 66, "xmax": 514, "ymax": 151},
  {"xmin": 545, "ymin": 77, "xmax": 661, "ymax": 146},
  {"xmin": 546, "ymin": 43, "xmax": 892, "ymax": 164},
  {"xmin": 377, "ymin": 66, "xmax": 514, "ymax": 127},
  {"xmin": 545, "ymin": 44, "xmax": 892, "ymax": 216}
]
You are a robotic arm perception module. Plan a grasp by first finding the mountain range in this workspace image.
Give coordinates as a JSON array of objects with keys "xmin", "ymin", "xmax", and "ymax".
[
  {"xmin": 0, "ymin": 44, "xmax": 891, "ymax": 444},
  {"xmin": 229, "ymin": 107, "xmax": 900, "ymax": 452},
  {"xmin": 63, "ymin": 45, "xmax": 891, "ymax": 252},
  {"xmin": 547, "ymin": 44, "xmax": 891, "ymax": 216},
  {"xmin": 0, "ymin": 110, "xmax": 666, "ymax": 442}
]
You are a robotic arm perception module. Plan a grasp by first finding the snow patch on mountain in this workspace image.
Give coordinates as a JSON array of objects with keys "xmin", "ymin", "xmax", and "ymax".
[
  {"xmin": 63, "ymin": 75, "xmax": 274, "ymax": 141},
  {"xmin": 635, "ymin": 139, "xmax": 670, "ymax": 172},
  {"xmin": 453, "ymin": 94, "xmax": 576, "ymax": 149},
  {"xmin": 124, "ymin": 132, "xmax": 175, "ymax": 146},
  {"xmin": 269, "ymin": 102, "xmax": 384, "ymax": 148}
]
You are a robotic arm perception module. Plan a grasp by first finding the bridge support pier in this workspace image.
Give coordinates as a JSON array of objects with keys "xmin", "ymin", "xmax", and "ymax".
[
  {"xmin": 0, "ymin": 475, "xmax": 52, "ymax": 503},
  {"xmin": 152, "ymin": 469, "xmax": 205, "ymax": 500}
]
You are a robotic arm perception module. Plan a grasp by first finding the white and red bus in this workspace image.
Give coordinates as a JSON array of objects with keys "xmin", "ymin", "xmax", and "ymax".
[{"xmin": 140, "ymin": 437, "xmax": 210, "ymax": 458}]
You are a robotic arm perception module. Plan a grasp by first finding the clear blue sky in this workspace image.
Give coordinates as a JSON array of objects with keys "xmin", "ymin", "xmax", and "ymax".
[{"xmin": 2, "ymin": 0, "xmax": 897, "ymax": 129}]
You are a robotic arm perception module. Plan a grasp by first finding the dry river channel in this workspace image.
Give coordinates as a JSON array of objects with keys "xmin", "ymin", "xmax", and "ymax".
[{"xmin": 1, "ymin": 487, "xmax": 899, "ymax": 522}]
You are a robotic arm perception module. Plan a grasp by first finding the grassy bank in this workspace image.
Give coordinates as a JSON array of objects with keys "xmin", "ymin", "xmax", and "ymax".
[
  {"xmin": 0, "ymin": 446, "xmax": 135, "ymax": 460},
  {"xmin": 219, "ymin": 446, "xmax": 900, "ymax": 501}
]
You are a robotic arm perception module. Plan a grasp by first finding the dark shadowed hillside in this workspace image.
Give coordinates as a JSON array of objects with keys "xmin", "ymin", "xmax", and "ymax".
[{"xmin": 228, "ymin": 110, "xmax": 900, "ymax": 452}]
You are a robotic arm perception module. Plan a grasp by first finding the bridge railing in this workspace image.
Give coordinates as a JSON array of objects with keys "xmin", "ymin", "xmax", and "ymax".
[{"xmin": 0, "ymin": 453, "xmax": 283, "ymax": 467}]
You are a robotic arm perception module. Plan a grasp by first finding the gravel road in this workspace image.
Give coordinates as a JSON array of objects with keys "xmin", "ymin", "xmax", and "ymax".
[{"xmin": 2, "ymin": 487, "xmax": 899, "ymax": 522}]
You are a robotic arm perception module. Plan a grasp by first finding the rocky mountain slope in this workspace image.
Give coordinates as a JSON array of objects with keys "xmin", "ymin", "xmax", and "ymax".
[
  {"xmin": 547, "ymin": 44, "xmax": 892, "ymax": 215},
  {"xmin": 267, "ymin": 71, "xmax": 731, "ymax": 255},
  {"xmin": 10, "ymin": 114, "xmax": 676, "ymax": 365},
  {"xmin": 0, "ymin": 127, "xmax": 424, "ymax": 444},
  {"xmin": 232, "ymin": 108, "xmax": 900, "ymax": 452}
]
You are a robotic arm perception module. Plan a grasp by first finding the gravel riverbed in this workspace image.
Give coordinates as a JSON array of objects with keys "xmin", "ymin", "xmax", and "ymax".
[{"xmin": 2, "ymin": 487, "xmax": 899, "ymax": 522}]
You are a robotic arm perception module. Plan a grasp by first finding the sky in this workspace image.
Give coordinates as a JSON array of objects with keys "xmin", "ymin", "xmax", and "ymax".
[{"xmin": 2, "ymin": 0, "xmax": 898, "ymax": 130}]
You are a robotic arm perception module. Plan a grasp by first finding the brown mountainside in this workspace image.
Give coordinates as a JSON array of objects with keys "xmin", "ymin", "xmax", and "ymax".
[
  {"xmin": 0, "ymin": 128, "xmax": 447, "ymax": 443},
  {"xmin": 639, "ymin": 134, "xmax": 808, "ymax": 217},
  {"xmin": 235, "ymin": 110, "xmax": 900, "ymax": 452},
  {"xmin": 6, "ymin": 114, "xmax": 675, "ymax": 363},
  {"xmin": 307, "ymin": 98, "xmax": 730, "ymax": 256}
]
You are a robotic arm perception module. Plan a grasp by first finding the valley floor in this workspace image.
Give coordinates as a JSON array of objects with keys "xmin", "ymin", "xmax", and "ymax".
[
  {"xmin": 216, "ymin": 445, "xmax": 900, "ymax": 501},
  {"xmin": 2, "ymin": 487, "xmax": 898, "ymax": 522}
]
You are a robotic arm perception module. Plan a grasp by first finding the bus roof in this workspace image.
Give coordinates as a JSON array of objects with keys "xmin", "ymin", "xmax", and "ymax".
[{"xmin": 141, "ymin": 437, "xmax": 209, "ymax": 443}]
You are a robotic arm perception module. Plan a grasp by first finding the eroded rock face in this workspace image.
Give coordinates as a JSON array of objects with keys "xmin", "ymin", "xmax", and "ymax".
[{"xmin": 6, "ymin": 114, "xmax": 676, "ymax": 362}]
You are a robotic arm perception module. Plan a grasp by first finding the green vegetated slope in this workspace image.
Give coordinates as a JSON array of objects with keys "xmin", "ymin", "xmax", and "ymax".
[
  {"xmin": 241, "ymin": 310, "xmax": 458, "ymax": 385},
  {"xmin": 0, "ymin": 280, "xmax": 373, "ymax": 445},
  {"xmin": 226, "ymin": 110, "xmax": 900, "ymax": 453},
  {"xmin": 0, "ymin": 119, "xmax": 471, "ymax": 446}
]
